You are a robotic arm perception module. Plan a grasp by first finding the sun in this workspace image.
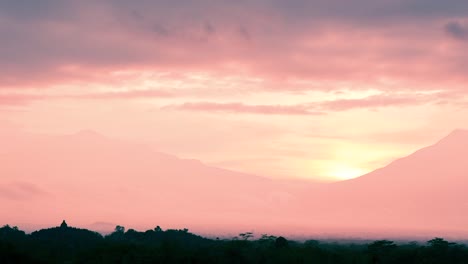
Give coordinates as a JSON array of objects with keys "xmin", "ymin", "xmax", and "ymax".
[{"xmin": 329, "ymin": 164, "xmax": 365, "ymax": 181}]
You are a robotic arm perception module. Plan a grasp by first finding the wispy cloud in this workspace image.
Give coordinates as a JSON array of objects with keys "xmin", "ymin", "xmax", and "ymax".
[
  {"xmin": 162, "ymin": 92, "xmax": 458, "ymax": 115},
  {"xmin": 0, "ymin": 89, "xmax": 172, "ymax": 105},
  {"xmin": 71, "ymin": 89, "xmax": 173, "ymax": 99},
  {"xmin": 0, "ymin": 182, "xmax": 48, "ymax": 200},
  {"xmin": 0, "ymin": 94, "xmax": 44, "ymax": 105},
  {"xmin": 319, "ymin": 93, "xmax": 435, "ymax": 111},
  {"xmin": 163, "ymin": 102, "xmax": 323, "ymax": 115}
]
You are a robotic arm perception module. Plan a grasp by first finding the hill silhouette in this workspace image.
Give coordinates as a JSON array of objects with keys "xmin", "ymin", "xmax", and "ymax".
[
  {"xmin": 0, "ymin": 130, "xmax": 303, "ymax": 233},
  {"xmin": 1, "ymin": 129, "xmax": 468, "ymax": 237},
  {"xmin": 296, "ymin": 129, "xmax": 468, "ymax": 236}
]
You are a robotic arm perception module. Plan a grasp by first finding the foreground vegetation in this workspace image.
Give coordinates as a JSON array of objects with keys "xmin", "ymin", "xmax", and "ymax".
[{"xmin": 1, "ymin": 222, "xmax": 467, "ymax": 264}]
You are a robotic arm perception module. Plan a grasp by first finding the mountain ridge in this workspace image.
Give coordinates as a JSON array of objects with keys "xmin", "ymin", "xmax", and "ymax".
[
  {"xmin": 337, "ymin": 128, "xmax": 468, "ymax": 185},
  {"xmin": 1, "ymin": 129, "xmax": 468, "ymax": 236}
]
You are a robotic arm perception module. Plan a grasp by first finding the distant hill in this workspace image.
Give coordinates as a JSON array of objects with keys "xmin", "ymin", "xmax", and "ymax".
[
  {"xmin": 1, "ymin": 129, "xmax": 468, "ymax": 237},
  {"xmin": 0, "ymin": 130, "xmax": 303, "ymax": 233},
  {"xmin": 296, "ymin": 130, "xmax": 468, "ymax": 237}
]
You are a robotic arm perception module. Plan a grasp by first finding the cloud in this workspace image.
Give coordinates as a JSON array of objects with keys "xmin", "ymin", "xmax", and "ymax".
[
  {"xmin": 203, "ymin": 21, "xmax": 216, "ymax": 35},
  {"xmin": 0, "ymin": 182, "xmax": 47, "ymax": 200},
  {"xmin": 444, "ymin": 21, "xmax": 468, "ymax": 40},
  {"xmin": 0, "ymin": 89, "xmax": 172, "ymax": 105},
  {"xmin": 3, "ymin": 1, "xmax": 468, "ymax": 23},
  {"xmin": 319, "ymin": 93, "xmax": 434, "ymax": 111},
  {"xmin": 2, "ymin": 86, "xmax": 459, "ymax": 115},
  {"xmin": 72, "ymin": 89, "xmax": 173, "ymax": 99},
  {"xmin": 1, "ymin": 0, "xmax": 468, "ymax": 91},
  {"xmin": 164, "ymin": 102, "xmax": 323, "ymax": 115},
  {"xmin": 0, "ymin": 94, "xmax": 44, "ymax": 105},
  {"xmin": 163, "ymin": 92, "xmax": 454, "ymax": 115}
]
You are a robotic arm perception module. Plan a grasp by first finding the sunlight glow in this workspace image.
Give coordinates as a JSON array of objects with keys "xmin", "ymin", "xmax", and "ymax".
[{"xmin": 329, "ymin": 164, "xmax": 366, "ymax": 180}]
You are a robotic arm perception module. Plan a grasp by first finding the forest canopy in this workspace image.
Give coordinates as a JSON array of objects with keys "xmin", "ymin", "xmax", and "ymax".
[{"xmin": 1, "ymin": 223, "xmax": 467, "ymax": 264}]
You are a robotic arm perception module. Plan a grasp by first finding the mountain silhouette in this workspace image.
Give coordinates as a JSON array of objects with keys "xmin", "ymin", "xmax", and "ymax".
[
  {"xmin": 296, "ymin": 129, "xmax": 468, "ymax": 237},
  {"xmin": 0, "ymin": 130, "xmax": 302, "ymax": 233},
  {"xmin": 1, "ymin": 129, "xmax": 468, "ymax": 237}
]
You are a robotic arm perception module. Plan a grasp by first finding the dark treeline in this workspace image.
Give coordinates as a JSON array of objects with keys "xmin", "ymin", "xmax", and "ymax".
[{"xmin": 1, "ymin": 222, "xmax": 467, "ymax": 264}]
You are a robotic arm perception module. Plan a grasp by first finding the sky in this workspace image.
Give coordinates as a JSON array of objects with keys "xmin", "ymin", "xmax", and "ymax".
[{"xmin": 2, "ymin": 0, "xmax": 468, "ymax": 181}]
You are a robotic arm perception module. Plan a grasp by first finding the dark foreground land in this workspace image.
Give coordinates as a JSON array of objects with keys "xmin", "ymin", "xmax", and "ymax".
[{"xmin": 1, "ymin": 222, "xmax": 467, "ymax": 264}]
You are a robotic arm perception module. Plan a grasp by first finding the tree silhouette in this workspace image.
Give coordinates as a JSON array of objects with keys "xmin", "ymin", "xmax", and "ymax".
[
  {"xmin": 274, "ymin": 236, "xmax": 289, "ymax": 249},
  {"xmin": 239, "ymin": 232, "xmax": 254, "ymax": 240},
  {"xmin": 0, "ymin": 224, "xmax": 467, "ymax": 263},
  {"xmin": 114, "ymin": 225, "xmax": 125, "ymax": 233},
  {"xmin": 60, "ymin": 220, "xmax": 68, "ymax": 229},
  {"xmin": 427, "ymin": 237, "xmax": 451, "ymax": 248},
  {"xmin": 368, "ymin": 240, "xmax": 397, "ymax": 264}
]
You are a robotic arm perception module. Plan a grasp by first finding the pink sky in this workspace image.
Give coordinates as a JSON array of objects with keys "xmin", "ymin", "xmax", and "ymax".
[
  {"xmin": 2, "ymin": 1, "xmax": 468, "ymax": 237},
  {"xmin": 1, "ymin": 0, "xmax": 468, "ymax": 182}
]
